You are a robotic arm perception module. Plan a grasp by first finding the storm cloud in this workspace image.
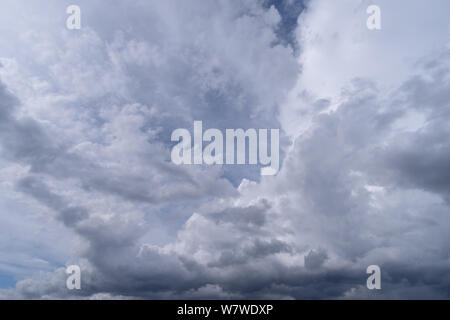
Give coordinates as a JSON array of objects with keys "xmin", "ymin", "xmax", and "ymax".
[{"xmin": 0, "ymin": 0, "xmax": 450, "ymax": 299}]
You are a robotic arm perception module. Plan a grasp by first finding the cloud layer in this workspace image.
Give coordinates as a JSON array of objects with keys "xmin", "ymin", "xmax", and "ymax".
[{"xmin": 0, "ymin": 0, "xmax": 450, "ymax": 299}]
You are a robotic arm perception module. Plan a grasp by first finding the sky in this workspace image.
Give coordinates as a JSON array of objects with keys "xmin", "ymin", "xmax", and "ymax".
[{"xmin": 0, "ymin": 0, "xmax": 450, "ymax": 299}]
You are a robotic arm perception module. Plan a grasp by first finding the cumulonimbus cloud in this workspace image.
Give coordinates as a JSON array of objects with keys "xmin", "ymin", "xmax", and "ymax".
[{"xmin": 1, "ymin": 0, "xmax": 450, "ymax": 299}]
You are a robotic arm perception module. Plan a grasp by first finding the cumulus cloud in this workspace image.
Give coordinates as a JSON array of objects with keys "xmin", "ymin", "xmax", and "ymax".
[{"xmin": 0, "ymin": 0, "xmax": 450, "ymax": 300}]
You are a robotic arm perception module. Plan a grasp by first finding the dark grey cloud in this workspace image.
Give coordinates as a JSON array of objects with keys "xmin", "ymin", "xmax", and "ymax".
[
  {"xmin": 16, "ymin": 176, "xmax": 89, "ymax": 227},
  {"xmin": 374, "ymin": 57, "xmax": 450, "ymax": 203},
  {"xmin": 304, "ymin": 249, "xmax": 328, "ymax": 270}
]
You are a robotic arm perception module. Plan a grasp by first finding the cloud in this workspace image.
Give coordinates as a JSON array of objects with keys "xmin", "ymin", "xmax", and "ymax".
[
  {"xmin": 304, "ymin": 249, "xmax": 328, "ymax": 270},
  {"xmin": 1, "ymin": 0, "xmax": 450, "ymax": 300}
]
